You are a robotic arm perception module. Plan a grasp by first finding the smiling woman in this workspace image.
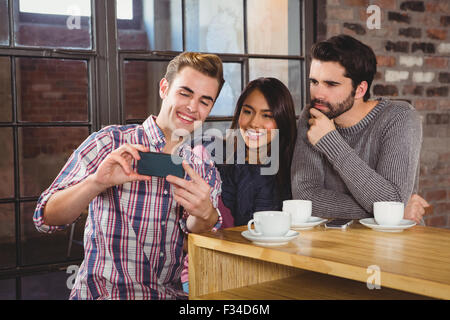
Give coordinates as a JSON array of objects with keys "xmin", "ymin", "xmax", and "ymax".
[
  {"xmin": 238, "ymin": 89, "xmax": 277, "ymax": 151},
  {"xmin": 221, "ymin": 77, "xmax": 297, "ymax": 225}
]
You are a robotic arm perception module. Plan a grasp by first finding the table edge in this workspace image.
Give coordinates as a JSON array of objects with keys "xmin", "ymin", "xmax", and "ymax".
[{"xmin": 188, "ymin": 231, "xmax": 450, "ymax": 300}]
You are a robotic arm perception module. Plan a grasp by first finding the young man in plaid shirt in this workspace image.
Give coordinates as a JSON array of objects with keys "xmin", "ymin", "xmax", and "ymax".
[{"xmin": 34, "ymin": 52, "xmax": 224, "ymax": 300}]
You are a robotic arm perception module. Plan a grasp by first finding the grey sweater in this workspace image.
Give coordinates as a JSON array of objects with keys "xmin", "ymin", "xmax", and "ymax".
[{"xmin": 291, "ymin": 99, "xmax": 422, "ymax": 219}]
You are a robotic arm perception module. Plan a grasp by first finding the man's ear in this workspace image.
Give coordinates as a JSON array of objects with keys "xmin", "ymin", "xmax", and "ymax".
[
  {"xmin": 159, "ymin": 78, "xmax": 169, "ymax": 99},
  {"xmin": 355, "ymin": 81, "xmax": 368, "ymax": 100}
]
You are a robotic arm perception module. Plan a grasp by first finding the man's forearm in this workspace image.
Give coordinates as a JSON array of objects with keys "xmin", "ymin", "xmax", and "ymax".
[
  {"xmin": 315, "ymin": 126, "xmax": 420, "ymax": 211},
  {"xmin": 292, "ymin": 178, "xmax": 371, "ymax": 219},
  {"xmin": 43, "ymin": 175, "xmax": 105, "ymax": 226},
  {"xmin": 291, "ymin": 118, "xmax": 373, "ymax": 219}
]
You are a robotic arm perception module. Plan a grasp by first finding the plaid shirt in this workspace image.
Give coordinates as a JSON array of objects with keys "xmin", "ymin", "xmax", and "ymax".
[{"xmin": 33, "ymin": 116, "xmax": 222, "ymax": 300}]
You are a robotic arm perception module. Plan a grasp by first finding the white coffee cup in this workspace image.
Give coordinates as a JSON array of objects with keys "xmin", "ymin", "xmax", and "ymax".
[
  {"xmin": 373, "ymin": 201, "xmax": 404, "ymax": 226},
  {"xmin": 282, "ymin": 200, "xmax": 312, "ymax": 225},
  {"xmin": 247, "ymin": 211, "xmax": 291, "ymax": 237}
]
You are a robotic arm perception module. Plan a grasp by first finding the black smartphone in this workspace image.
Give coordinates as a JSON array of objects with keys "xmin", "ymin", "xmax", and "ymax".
[
  {"xmin": 324, "ymin": 219, "xmax": 353, "ymax": 230},
  {"xmin": 137, "ymin": 151, "xmax": 185, "ymax": 178}
]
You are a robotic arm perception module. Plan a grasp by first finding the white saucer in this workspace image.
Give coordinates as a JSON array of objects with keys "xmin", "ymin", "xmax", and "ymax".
[
  {"xmin": 359, "ymin": 218, "xmax": 416, "ymax": 232},
  {"xmin": 241, "ymin": 230, "xmax": 299, "ymax": 246},
  {"xmin": 291, "ymin": 217, "xmax": 328, "ymax": 230}
]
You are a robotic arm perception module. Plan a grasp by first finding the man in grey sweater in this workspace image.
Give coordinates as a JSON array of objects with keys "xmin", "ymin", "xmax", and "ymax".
[{"xmin": 291, "ymin": 34, "xmax": 424, "ymax": 220}]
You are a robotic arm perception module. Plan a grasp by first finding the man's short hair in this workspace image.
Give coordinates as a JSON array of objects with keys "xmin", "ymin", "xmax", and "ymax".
[
  {"xmin": 165, "ymin": 52, "xmax": 225, "ymax": 101},
  {"xmin": 311, "ymin": 34, "xmax": 377, "ymax": 101}
]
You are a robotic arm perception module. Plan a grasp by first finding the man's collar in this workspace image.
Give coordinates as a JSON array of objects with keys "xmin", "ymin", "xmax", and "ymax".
[{"xmin": 143, "ymin": 116, "xmax": 166, "ymax": 149}]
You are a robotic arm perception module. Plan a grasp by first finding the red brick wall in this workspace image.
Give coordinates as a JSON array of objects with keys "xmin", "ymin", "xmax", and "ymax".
[
  {"xmin": 16, "ymin": 57, "xmax": 90, "ymax": 196},
  {"xmin": 17, "ymin": 58, "xmax": 89, "ymax": 123},
  {"xmin": 317, "ymin": 0, "xmax": 450, "ymax": 228},
  {"xmin": 123, "ymin": 60, "xmax": 150, "ymax": 120}
]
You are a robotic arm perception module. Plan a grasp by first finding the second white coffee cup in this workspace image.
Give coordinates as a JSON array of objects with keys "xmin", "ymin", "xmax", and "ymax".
[
  {"xmin": 247, "ymin": 211, "xmax": 291, "ymax": 237},
  {"xmin": 282, "ymin": 200, "xmax": 312, "ymax": 225},
  {"xmin": 373, "ymin": 201, "xmax": 404, "ymax": 226}
]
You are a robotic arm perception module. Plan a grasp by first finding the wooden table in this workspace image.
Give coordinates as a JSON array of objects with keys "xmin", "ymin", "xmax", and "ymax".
[{"xmin": 188, "ymin": 222, "xmax": 450, "ymax": 300}]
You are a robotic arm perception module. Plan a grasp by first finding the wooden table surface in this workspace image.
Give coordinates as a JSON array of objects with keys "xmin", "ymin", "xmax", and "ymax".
[{"xmin": 188, "ymin": 222, "xmax": 450, "ymax": 300}]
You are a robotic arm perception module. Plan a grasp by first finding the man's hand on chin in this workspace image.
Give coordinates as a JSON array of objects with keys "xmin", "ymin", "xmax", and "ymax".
[{"xmin": 307, "ymin": 107, "xmax": 336, "ymax": 146}]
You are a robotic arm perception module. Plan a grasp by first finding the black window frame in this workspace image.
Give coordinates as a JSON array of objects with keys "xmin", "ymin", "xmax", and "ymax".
[{"xmin": 119, "ymin": 0, "xmax": 315, "ymax": 125}]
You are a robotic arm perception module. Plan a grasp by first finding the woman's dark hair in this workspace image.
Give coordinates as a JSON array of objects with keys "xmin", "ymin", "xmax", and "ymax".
[
  {"xmin": 311, "ymin": 34, "xmax": 377, "ymax": 101},
  {"xmin": 230, "ymin": 77, "xmax": 297, "ymax": 194}
]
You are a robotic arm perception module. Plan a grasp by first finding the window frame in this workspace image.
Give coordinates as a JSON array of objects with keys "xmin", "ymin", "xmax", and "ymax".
[{"xmin": 118, "ymin": 0, "xmax": 315, "ymax": 124}]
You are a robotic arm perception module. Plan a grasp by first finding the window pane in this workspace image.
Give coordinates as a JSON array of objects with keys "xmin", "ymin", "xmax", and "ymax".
[
  {"xmin": 0, "ymin": 57, "xmax": 12, "ymax": 122},
  {"xmin": 15, "ymin": 0, "xmax": 92, "ymax": 49},
  {"xmin": 247, "ymin": 0, "xmax": 300, "ymax": 55},
  {"xmin": 0, "ymin": 128, "xmax": 14, "ymax": 199},
  {"xmin": 117, "ymin": 0, "xmax": 133, "ymax": 20},
  {"xmin": 19, "ymin": 127, "xmax": 89, "ymax": 197},
  {"xmin": 249, "ymin": 59, "xmax": 303, "ymax": 114},
  {"xmin": 21, "ymin": 203, "xmax": 85, "ymax": 267},
  {"xmin": 0, "ymin": 203, "xmax": 15, "ymax": 269},
  {"xmin": 16, "ymin": 58, "xmax": 89, "ymax": 122},
  {"xmin": 185, "ymin": 0, "xmax": 244, "ymax": 54},
  {"xmin": 123, "ymin": 60, "xmax": 169, "ymax": 121},
  {"xmin": 21, "ymin": 270, "xmax": 74, "ymax": 300},
  {"xmin": 118, "ymin": 0, "xmax": 183, "ymax": 51},
  {"xmin": 210, "ymin": 63, "xmax": 242, "ymax": 117},
  {"xmin": 0, "ymin": 278, "xmax": 15, "ymax": 300},
  {"xmin": 0, "ymin": 0, "xmax": 9, "ymax": 46},
  {"xmin": 21, "ymin": 202, "xmax": 77, "ymax": 266}
]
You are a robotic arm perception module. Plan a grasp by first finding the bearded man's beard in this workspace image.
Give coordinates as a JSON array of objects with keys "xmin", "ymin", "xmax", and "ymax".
[{"xmin": 311, "ymin": 89, "xmax": 356, "ymax": 119}]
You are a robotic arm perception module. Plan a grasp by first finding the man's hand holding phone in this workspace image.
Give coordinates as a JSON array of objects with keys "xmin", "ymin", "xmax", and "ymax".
[
  {"xmin": 92, "ymin": 144, "xmax": 152, "ymax": 192},
  {"xmin": 107, "ymin": 148, "xmax": 218, "ymax": 233},
  {"xmin": 166, "ymin": 161, "xmax": 219, "ymax": 233},
  {"xmin": 44, "ymin": 143, "xmax": 152, "ymax": 226}
]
